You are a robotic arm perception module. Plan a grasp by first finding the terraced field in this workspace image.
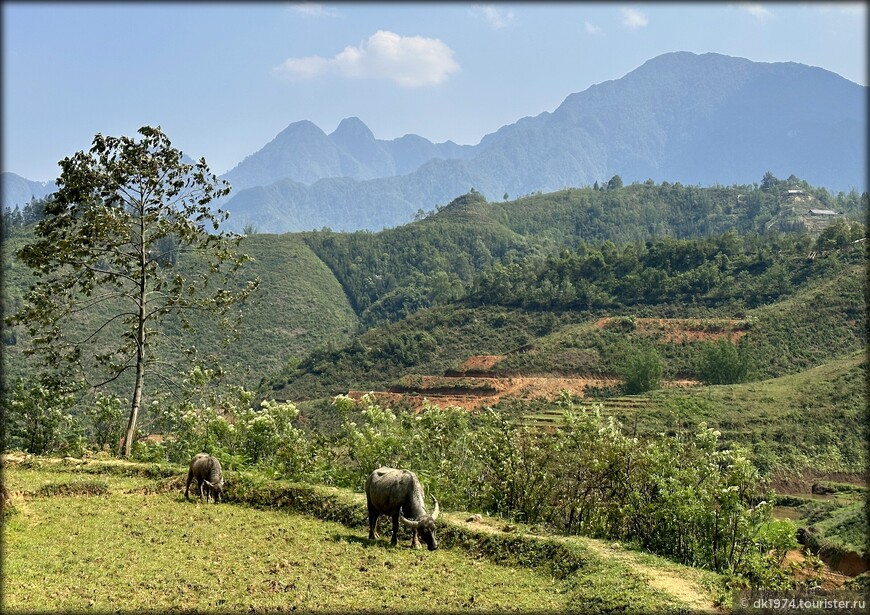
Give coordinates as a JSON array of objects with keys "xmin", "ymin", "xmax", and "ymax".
[{"xmin": 2, "ymin": 456, "xmax": 721, "ymax": 613}]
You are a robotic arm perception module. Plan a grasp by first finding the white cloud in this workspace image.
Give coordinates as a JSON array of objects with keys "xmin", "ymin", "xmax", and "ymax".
[
  {"xmin": 273, "ymin": 30, "xmax": 460, "ymax": 87},
  {"xmin": 814, "ymin": 3, "xmax": 865, "ymax": 16},
  {"xmin": 472, "ymin": 5, "xmax": 515, "ymax": 29},
  {"xmin": 736, "ymin": 3, "xmax": 773, "ymax": 22},
  {"xmin": 288, "ymin": 3, "xmax": 341, "ymax": 18},
  {"xmin": 620, "ymin": 8, "xmax": 648, "ymax": 29},
  {"xmin": 584, "ymin": 21, "xmax": 603, "ymax": 35}
]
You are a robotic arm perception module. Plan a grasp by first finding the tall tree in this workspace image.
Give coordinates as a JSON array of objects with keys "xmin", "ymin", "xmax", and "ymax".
[{"xmin": 9, "ymin": 126, "xmax": 259, "ymax": 457}]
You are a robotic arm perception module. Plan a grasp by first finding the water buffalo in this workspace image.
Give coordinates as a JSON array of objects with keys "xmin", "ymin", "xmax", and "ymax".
[
  {"xmin": 365, "ymin": 467, "xmax": 440, "ymax": 550},
  {"xmin": 185, "ymin": 453, "xmax": 224, "ymax": 503}
]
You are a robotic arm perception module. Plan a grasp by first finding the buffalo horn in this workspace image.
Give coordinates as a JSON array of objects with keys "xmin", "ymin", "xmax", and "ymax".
[
  {"xmin": 399, "ymin": 507, "xmax": 421, "ymax": 528},
  {"xmin": 431, "ymin": 495, "xmax": 440, "ymax": 520}
]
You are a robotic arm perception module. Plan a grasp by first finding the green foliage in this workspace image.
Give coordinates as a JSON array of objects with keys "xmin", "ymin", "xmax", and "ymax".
[
  {"xmin": 236, "ymin": 400, "xmax": 314, "ymax": 479},
  {"xmin": 699, "ymin": 338, "xmax": 751, "ymax": 384},
  {"xmin": 469, "ymin": 227, "xmax": 865, "ymax": 312},
  {"xmin": 302, "ymin": 191, "xmax": 529, "ymax": 327},
  {"xmin": 471, "ymin": 408, "xmax": 554, "ymax": 523},
  {"xmin": 5, "ymin": 379, "xmax": 83, "ymax": 455},
  {"xmin": 84, "ymin": 393, "xmax": 126, "ymax": 452},
  {"xmin": 323, "ymin": 394, "xmax": 791, "ymax": 582},
  {"xmin": 620, "ymin": 347, "xmax": 663, "ymax": 394},
  {"xmin": 7, "ymin": 126, "xmax": 259, "ymax": 457},
  {"xmin": 815, "ymin": 218, "xmax": 865, "ymax": 251},
  {"xmin": 606, "ymin": 174, "xmax": 624, "ymax": 190},
  {"xmin": 334, "ymin": 393, "xmax": 404, "ymax": 487}
]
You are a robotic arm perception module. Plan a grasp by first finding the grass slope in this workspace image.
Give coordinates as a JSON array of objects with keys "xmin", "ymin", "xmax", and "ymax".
[
  {"xmin": 611, "ymin": 350, "xmax": 867, "ymax": 474},
  {"xmin": 3, "ymin": 458, "xmax": 718, "ymax": 613},
  {"xmin": 201, "ymin": 233, "xmax": 359, "ymax": 390},
  {"xmin": 1, "ymin": 231, "xmax": 359, "ymax": 394}
]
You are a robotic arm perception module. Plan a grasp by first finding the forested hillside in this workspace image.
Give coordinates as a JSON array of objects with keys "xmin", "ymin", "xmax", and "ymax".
[
  {"xmin": 4, "ymin": 176, "xmax": 866, "ymax": 459},
  {"xmin": 266, "ymin": 231, "xmax": 866, "ymax": 401},
  {"xmin": 301, "ymin": 177, "xmax": 865, "ymax": 327},
  {"xmin": 2, "ymin": 230, "xmax": 358, "ymax": 393}
]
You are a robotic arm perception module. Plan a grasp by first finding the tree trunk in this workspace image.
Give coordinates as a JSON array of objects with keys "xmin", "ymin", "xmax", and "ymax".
[
  {"xmin": 122, "ymin": 345, "xmax": 146, "ymax": 458},
  {"xmin": 122, "ymin": 209, "xmax": 148, "ymax": 458}
]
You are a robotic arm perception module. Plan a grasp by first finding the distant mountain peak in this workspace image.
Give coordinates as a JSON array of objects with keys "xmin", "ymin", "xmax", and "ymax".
[
  {"xmin": 219, "ymin": 51, "xmax": 865, "ymax": 233},
  {"xmin": 276, "ymin": 119, "xmax": 326, "ymax": 139},
  {"xmin": 331, "ymin": 117, "xmax": 375, "ymax": 142}
]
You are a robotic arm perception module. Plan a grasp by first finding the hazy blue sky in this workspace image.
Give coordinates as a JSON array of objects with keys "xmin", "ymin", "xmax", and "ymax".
[{"xmin": 3, "ymin": 2, "xmax": 866, "ymax": 181}]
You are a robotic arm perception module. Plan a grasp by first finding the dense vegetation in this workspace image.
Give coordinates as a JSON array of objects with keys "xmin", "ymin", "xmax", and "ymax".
[
  {"xmin": 3, "ymin": 172, "xmax": 866, "ymax": 594},
  {"xmin": 300, "ymin": 180, "xmax": 865, "ymax": 328},
  {"xmin": 266, "ymin": 228, "xmax": 866, "ymax": 404},
  {"xmin": 5, "ymin": 457, "xmax": 722, "ymax": 613}
]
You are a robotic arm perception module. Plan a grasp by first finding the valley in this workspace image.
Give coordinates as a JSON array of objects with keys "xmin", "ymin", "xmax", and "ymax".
[
  {"xmin": 4, "ymin": 12, "xmax": 868, "ymax": 612},
  {"xmin": 3, "ymin": 174, "xmax": 867, "ymax": 604}
]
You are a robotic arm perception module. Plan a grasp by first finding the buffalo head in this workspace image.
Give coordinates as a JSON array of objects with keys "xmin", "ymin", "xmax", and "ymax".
[{"xmin": 399, "ymin": 495, "xmax": 440, "ymax": 550}]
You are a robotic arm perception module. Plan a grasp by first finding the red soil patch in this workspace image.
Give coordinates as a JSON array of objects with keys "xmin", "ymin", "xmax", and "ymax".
[
  {"xmin": 350, "ymin": 374, "xmax": 699, "ymax": 412},
  {"xmin": 457, "ymin": 355, "xmax": 505, "ymax": 371}
]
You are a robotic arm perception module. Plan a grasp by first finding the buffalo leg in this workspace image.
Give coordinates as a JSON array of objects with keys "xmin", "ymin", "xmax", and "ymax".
[
  {"xmin": 411, "ymin": 530, "xmax": 420, "ymax": 549},
  {"xmin": 390, "ymin": 515, "xmax": 400, "ymax": 546},
  {"xmin": 368, "ymin": 505, "xmax": 380, "ymax": 540}
]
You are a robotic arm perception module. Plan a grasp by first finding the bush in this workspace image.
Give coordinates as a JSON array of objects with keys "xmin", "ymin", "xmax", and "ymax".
[
  {"xmin": 620, "ymin": 347, "xmax": 663, "ymax": 394},
  {"xmin": 85, "ymin": 393, "xmax": 126, "ymax": 453},
  {"xmin": 6, "ymin": 380, "xmax": 83, "ymax": 455},
  {"xmin": 699, "ymin": 338, "xmax": 750, "ymax": 384}
]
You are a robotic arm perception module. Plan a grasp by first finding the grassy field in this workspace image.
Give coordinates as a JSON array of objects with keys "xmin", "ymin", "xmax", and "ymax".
[
  {"xmin": 3, "ymin": 457, "xmax": 720, "ymax": 613},
  {"xmin": 600, "ymin": 350, "xmax": 868, "ymax": 475}
]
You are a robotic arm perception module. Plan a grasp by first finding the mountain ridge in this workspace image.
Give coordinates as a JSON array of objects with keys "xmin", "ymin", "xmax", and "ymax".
[
  {"xmin": 4, "ymin": 52, "xmax": 865, "ymax": 229},
  {"xmin": 219, "ymin": 51, "xmax": 867, "ymax": 233}
]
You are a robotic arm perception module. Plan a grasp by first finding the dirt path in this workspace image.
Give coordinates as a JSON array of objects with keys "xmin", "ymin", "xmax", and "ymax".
[
  {"xmin": 440, "ymin": 511, "xmax": 719, "ymax": 612},
  {"xmin": 581, "ymin": 537, "xmax": 720, "ymax": 613}
]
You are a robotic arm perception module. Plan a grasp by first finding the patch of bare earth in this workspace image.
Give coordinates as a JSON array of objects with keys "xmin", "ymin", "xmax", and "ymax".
[
  {"xmin": 783, "ymin": 550, "xmax": 851, "ymax": 590},
  {"xmin": 441, "ymin": 511, "xmax": 719, "ymax": 612},
  {"xmin": 351, "ymin": 372, "xmax": 698, "ymax": 412},
  {"xmin": 581, "ymin": 539, "xmax": 720, "ymax": 612},
  {"xmin": 457, "ymin": 355, "xmax": 505, "ymax": 371},
  {"xmin": 594, "ymin": 317, "xmax": 749, "ymax": 343}
]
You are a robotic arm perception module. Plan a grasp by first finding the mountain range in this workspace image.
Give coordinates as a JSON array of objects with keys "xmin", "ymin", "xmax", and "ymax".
[
  {"xmin": 1, "ymin": 173, "xmax": 56, "ymax": 209},
  {"xmin": 4, "ymin": 52, "xmax": 866, "ymax": 232}
]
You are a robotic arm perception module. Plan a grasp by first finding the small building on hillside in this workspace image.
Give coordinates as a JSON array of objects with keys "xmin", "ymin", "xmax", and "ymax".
[{"xmin": 807, "ymin": 208, "xmax": 842, "ymax": 217}]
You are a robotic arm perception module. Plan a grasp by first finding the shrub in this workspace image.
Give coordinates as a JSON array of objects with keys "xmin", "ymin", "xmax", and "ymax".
[
  {"xmin": 699, "ymin": 339, "xmax": 750, "ymax": 384},
  {"xmin": 620, "ymin": 347, "xmax": 663, "ymax": 394},
  {"xmin": 85, "ymin": 393, "xmax": 126, "ymax": 453},
  {"xmin": 6, "ymin": 380, "xmax": 83, "ymax": 455}
]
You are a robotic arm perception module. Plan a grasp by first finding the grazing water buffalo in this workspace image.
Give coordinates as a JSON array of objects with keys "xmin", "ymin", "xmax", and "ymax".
[
  {"xmin": 365, "ymin": 467, "xmax": 440, "ymax": 550},
  {"xmin": 185, "ymin": 453, "xmax": 224, "ymax": 503}
]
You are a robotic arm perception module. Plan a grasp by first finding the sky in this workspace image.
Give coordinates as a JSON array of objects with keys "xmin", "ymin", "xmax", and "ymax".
[{"xmin": 2, "ymin": 1, "xmax": 867, "ymax": 182}]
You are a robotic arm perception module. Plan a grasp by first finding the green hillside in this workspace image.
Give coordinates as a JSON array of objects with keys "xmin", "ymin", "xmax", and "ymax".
[
  {"xmin": 2, "ymin": 230, "xmax": 358, "ymax": 394},
  {"xmin": 4, "ymin": 179, "xmax": 866, "ymax": 460},
  {"xmin": 267, "ymin": 305, "xmax": 579, "ymax": 401},
  {"xmin": 608, "ymin": 350, "xmax": 867, "ymax": 474},
  {"xmin": 192, "ymin": 233, "xmax": 359, "ymax": 389},
  {"xmin": 301, "ymin": 190, "xmax": 533, "ymax": 327},
  {"xmin": 268, "ymin": 230, "xmax": 865, "ymax": 397}
]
